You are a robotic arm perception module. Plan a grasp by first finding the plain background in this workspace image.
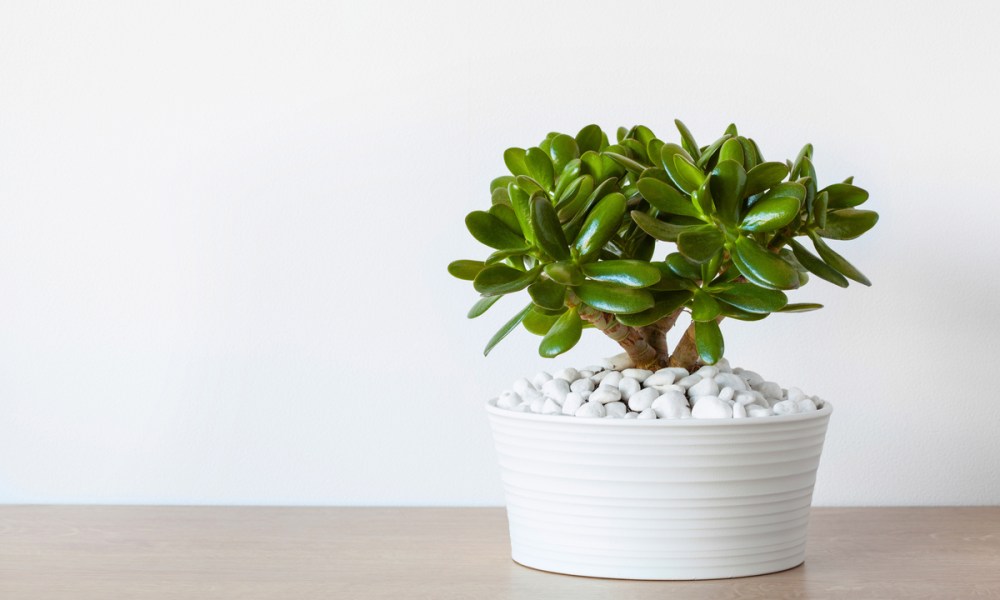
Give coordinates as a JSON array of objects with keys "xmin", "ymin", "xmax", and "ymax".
[{"xmin": 1, "ymin": 1, "xmax": 998, "ymax": 506}]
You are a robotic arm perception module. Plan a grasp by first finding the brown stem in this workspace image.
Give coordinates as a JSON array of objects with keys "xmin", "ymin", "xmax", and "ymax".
[
  {"xmin": 566, "ymin": 291, "xmax": 660, "ymax": 370},
  {"xmin": 641, "ymin": 309, "xmax": 682, "ymax": 369},
  {"xmin": 668, "ymin": 321, "xmax": 701, "ymax": 372}
]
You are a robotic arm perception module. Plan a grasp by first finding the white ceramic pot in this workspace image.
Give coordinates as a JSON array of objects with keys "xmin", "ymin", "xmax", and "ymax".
[{"xmin": 486, "ymin": 398, "xmax": 833, "ymax": 580}]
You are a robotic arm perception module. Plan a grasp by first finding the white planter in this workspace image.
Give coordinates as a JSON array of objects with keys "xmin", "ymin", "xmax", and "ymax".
[{"xmin": 486, "ymin": 398, "xmax": 833, "ymax": 580}]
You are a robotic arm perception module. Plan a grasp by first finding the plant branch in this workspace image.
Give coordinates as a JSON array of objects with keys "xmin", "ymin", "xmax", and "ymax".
[{"xmin": 566, "ymin": 291, "xmax": 660, "ymax": 370}]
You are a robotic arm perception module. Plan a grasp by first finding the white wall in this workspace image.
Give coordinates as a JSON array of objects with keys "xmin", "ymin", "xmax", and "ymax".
[{"xmin": 1, "ymin": 0, "xmax": 998, "ymax": 506}]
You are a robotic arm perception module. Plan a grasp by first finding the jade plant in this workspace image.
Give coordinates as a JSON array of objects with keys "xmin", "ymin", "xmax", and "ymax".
[{"xmin": 447, "ymin": 121, "xmax": 877, "ymax": 371}]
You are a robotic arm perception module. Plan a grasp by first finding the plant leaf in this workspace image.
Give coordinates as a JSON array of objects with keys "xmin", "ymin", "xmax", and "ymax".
[
  {"xmin": 822, "ymin": 183, "xmax": 869, "ymax": 209},
  {"xmin": 604, "ymin": 152, "xmax": 647, "ymax": 175},
  {"xmin": 465, "ymin": 211, "xmax": 528, "ymax": 250},
  {"xmin": 817, "ymin": 209, "xmax": 879, "ymax": 240},
  {"xmin": 544, "ymin": 261, "xmax": 584, "ymax": 286},
  {"xmin": 582, "ymin": 260, "xmax": 662, "ymax": 288},
  {"xmin": 709, "ymin": 160, "xmax": 747, "ymax": 224},
  {"xmin": 788, "ymin": 239, "xmax": 849, "ymax": 287},
  {"xmin": 549, "ymin": 134, "xmax": 579, "ymax": 175},
  {"xmin": 448, "ymin": 260, "xmax": 485, "ymax": 281},
  {"xmin": 575, "ymin": 124, "xmax": 604, "ymax": 154},
  {"xmin": 528, "ymin": 278, "xmax": 566, "ymax": 310},
  {"xmin": 525, "ymin": 147, "xmax": 555, "ymax": 191},
  {"xmin": 574, "ymin": 192, "xmax": 626, "ymax": 260},
  {"xmin": 809, "ymin": 232, "xmax": 872, "ymax": 286},
  {"xmin": 576, "ymin": 281, "xmax": 655, "ymax": 314},
  {"xmin": 631, "ymin": 210, "xmax": 693, "ymax": 242},
  {"xmin": 690, "ymin": 289, "xmax": 721, "ymax": 322},
  {"xmin": 530, "ymin": 194, "xmax": 570, "ymax": 260},
  {"xmin": 503, "ymin": 148, "xmax": 529, "ymax": 177},
  {"xmin": 695, "ymin": 319, "xmax": 724, "ymax": 365},
  {"xmin": 741, "ymin": 195, "xmax": 800, "ymax": 232},
  {"xmin": 745, "ymin": 162, "xmax": 790, "ymax": 197},
  {"xmin": 674, "ymin": 119, "xmax": 700, "ymax": 160},
  {"xmin": 636, "ymin": 177, "xmax": 700, "ymax": 218},
  {"xmin": 714, "ymin": 283, "xmax": 788, "ymax": 314},
  {"xmin": 665, "ymin": 252, "xmax": 701, "ymax": 279},
  {"xmin": 539, "ymin": 308, "xmax": 583, "ymax": 357},
  {"xmin": 719, "ymin": 138, "xmax": 744, "ymax": 164},
  {"xmin": 468, "ymin": 294, "xmax": 501, "ymax": 318},
  {"xmin": 778, "ymin": 303, "xmax": 824, "ymax": 313},
  {"xmin": 507, "ymin": 184, "xmax": 534, "ymax": 245},
  {"xmin": 731, "ymin": 236, "xmax": 801, "ymax": 290},
  {"xmin": 677, "ymin": 227, "xmax": 725, "ymax": 263},
  {"xmin": 616, "ymin": 291, "xmax": 693, "ymax": 326},
  {"xmin": 473, "ymin": 264, "xmax": 541, "ymax": 295},
  {"xmin": 484, "ymin": 304, "xmax": 532, "ymax": 356},
  {"xmin": 671, "ymin": 154, "xmax": 707, "ymax": 194}
]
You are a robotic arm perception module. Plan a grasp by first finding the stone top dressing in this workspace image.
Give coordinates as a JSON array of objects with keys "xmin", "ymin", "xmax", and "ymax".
[{"xmin": 495, "ymin": 355, "xmax": 824, "ymax": 420}]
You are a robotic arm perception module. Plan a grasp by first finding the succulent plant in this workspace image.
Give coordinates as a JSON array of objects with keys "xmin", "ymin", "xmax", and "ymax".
[{"xmin": 448, "ymin": 121, "xmax": 877, "ymax": 371}]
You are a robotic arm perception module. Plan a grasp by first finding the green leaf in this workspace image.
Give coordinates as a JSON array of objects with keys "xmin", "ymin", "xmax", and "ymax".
[
  {"xmin": 485, "ymin": 248, "xmax": 527, "ymax": 265},
  {"xmin": 741, "ymin": 195, "xmax": 800, "ymax": 232},
  {"xmin": 604, "ymin": 152, "xmax": 647, "ymax": 175},
  {"xmin": 576, "ymin": 124, "xmax": 604, "ymax": 154},
  {"xmin": 465, "ymin": 211, "xmax": 528, "ymax": 250},
  {"xmin": 503, "ymin": 148, "xmax": 529, "ymax": 177},
  {"xmin": 649, "ymin": 263, "xmax": 692, "ymax": 291},
  {"xmin": 582, "ymin": 260, "xmax": 662, "ymax": 288},
  {"xmin": 790, "ymin": 143, "xmax": 813, "ymax": 179},
  {"xmin": 473, "ymin": 264, "xmax": 541, "ymax": 296},
  {"xmin": 576, "ymin": 281, "xmax": 655, "ymax": 314},
  {"xmin": 484, "ymin": 304, "xmax": 532, "ymax": 356},
  {"xmin": 553, "ymin": 159, "xmax": 582, "ymax": 199},
  {"xmin": 544, "ymin": 261, "xmax": 584, "ymax": 286},
  {"xmin": 778, "ymin": 303, "xmax": 824, "ymax": 313},
  {"xmin": 709, "ymin": 160, "xmax": 747, "ymax": 223},
  {"xmin": 695, "ymin": 319, "xmax": 724, "ymax": 365},
  {"xmin": 738, "ymin": 137, "xmax": 758, "ymax": 170},
  {"xmin": 530, "ymin": 194, "xmax": 570, "ymax": 260},
  {"xmin": 674, "ymin": 119, "xmax": 700, "ymax": 160},
  {"xmin": 549, "ymin": 134, "xmax": 579, "ymax": 175},
  {"xmin": 665, "ymin": 252, "xmax": 701, "ymax": 279},
  {"xmin": 718, "ymin": 303, "xmax": 769, "ymax": 321},
  {"xmin": 488, "ymin": 204, "xmax": 521, "ymax": 235},
  {"xmin": 788, "ymin": 238, "xmax": 849, "ymax": 287},
  {"xmin": 616, "ymin": 291, "xmax": 693, "ymax": 326},
  {"xmin": 696, "ymin": 134, "xmax": 731, "ymax": 169},
  {"xmin": 528, "ymin": 278, "xmax": 566, "ymax": 310},
  {"xmin": 491, "ymin": 187, "xmax": 511, "ymax": 207},
  {"xmin": 448, "ymin": 260, "xmax": 485, "ymax": 281},
  {"xmin": 798, "ymin": 156, "xmax": 818, "ymax": 210},
  {"xmin": 631, "ymin": 210, "xmax": 693, "ymax": 242},
  {"xmin": 525, "ymin": 147, "xmax": 555, "ymax": 191},
  {"xmin": 817, "ymin": 209, "xmax": 879, "ymax": 240},
  {"xmin": 690, "ymin": 289, "xmax": 721, "ymax": 322},
  {"xmin": 692, "ymin": 177, "xmax": 715, "ymax": 216},
  {"xmin": 677, "ymin": 227, "xmax": 725, "ymax": 263},
  {"xmin": 745, "ymin": 162, "xmax": 790, "ymax": 197},
  {"xmin": 507, "ymin": 184, "xmax": 534, "ymax": 245},
  {"xmin": 574, "ymin": 192, "xmax": 626, "ymax": 260},
  {"xmin": 719, "ymin": 138, "xmax": 744, "ymax": 164},
  {"xmin": 822, "ymin": 183, "xmax": 869, "ymax": 209},
  {"xmin": 468, "ymin": 294, "xmax": 501, "ymax": 319},
  {"xmin": 491, "ymin": 176, "xmax": 515, "ymax": 193},
  {"xmin": 659, "ymin": 144, "xmax": 697, "ymax": 193},
  {"xmin": 813, "ymin": 191, "xmax": 829, "ymax": 229},
  {"xmin": 714, "ymin": 283, "xmax": 788, "ymax": 314},
  {"xmin": 731, "ymin": 236, "xmax": 801, "ymax": 290},
  {"xmin": 671, "ymin": 154, "xmax": 706, "ymax": 194},
  {"xmin": 539, "ymin": 308, "xmax": 583, "ymax": 358},
  {"xmin": 523, "ymin": 307, "xmax": 560, "ymax": 335},
  {"xmin": 809, "ymin": 232, "xmax": 872, "ymax": 286},
  {"xmin": 636, "ymin": 178, "xmax": 700, "ymax": 218}
]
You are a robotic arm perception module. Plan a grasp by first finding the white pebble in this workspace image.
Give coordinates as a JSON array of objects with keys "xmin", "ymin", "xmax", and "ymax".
[
  {"xmin": 554, "ymin": 368, "xmax": 580, "ymax": 382},
  {"xmin": 676, "ymin": 374, "xmax": 702, "ymax": 389},
  {"xmin": 714, "ymin": 373, "xmax": 748, "ymax": 391},
  {"xmin": 772, "ymin": 399, "xmax": 799, "ymax": 415},
  {"xmin": 735, "ymin": 391, "xmax": 765, "ymax": 406},
  {"xmin": 748, "ymin": 407, "xmax": 774, "ymax": 418},
  {"xmin": 736, "ymin": 369, "xmax": 764, "ymax": 388},
  {"xmin": 715, "ymin": 358, "xmax": 732, "ymax": 373},
  {"xmin": 529, "ymin": 396, "xmax": 546, "ymax": 413},
  {"xmin": 541, "ymin": 398, "xmax": 561, "ymax": 414},
  {"xmin": 578, "ymin": 390, "xmax": 592, "ymax": 401},
  {"xmin": 718, "ymin": 387, "xmax": 735, "ymax": 402},
  {"xmin": 643, "ymin": 372, "xmax": 676, "ymax": 388},
  {"xmin": 512, "ymin": 378, "xmax": 535, "ymax": 396},
  {"xmin": 663, "ymin": 367, "xmax": 690, "ymax": 378},
  {"xmin": 561, "ymin": 392, "xmax": 584, "ymax": 415},
  {"xmin": 541, "ymin": 378, "xmax": 570, "ymax": 403},
  {"xmin": 605, "ymin": 402, "xmax": 628, "ymax": 418},
  {"xmin": 590, "ymin": 370, "xmax": 611, "ymax": 384},
  {"xmin": 606, "ymin": 353, "xmax": 634, "ymax": 370},
  {"xmin": 652, "ymin": 391, "xmax": 690, "ymax": 419},
  {"xmin": 600, "ymin": 371, "xmax": 623, "ymax": 388},
  {"xmin": 513, "ymin": 403, "xmax": 532, "ymax": 412},
  {"xmin": 618, "ymin": 377, "xmax": 641, "ymax": 401},
  {"xmin": 583, "ymin": 365, "xmax": 605, "ymax": 374},
  {"xmin": 622, "ymin": 368, "xmax": 653, "ymax": 383},
  {"xmin": 575, "ymin": 401, "xmax": 607, "ymax": 418},
  {"xmin": 812, "ymin": 396, "xmax": 826, "ymax": 409},
  {"xmin": 688, "ymin": 376, "xmax": 720, "ymax": 397},
  {"xmin": 532, "ymin": 371, "xmax": 553, "ymax": 388},
  {"xmin": 691, "ymin": 396, "xmax": 733, "ymax": 419},
  {"xmin": 787, "ymin": 387, "xmax": 807, "ymax": 403},
  {"xmin": 578, "ymin": 370, "xmax": 594, "ymax": 379},
  {"xmin": 624, "ymin": 411, "xmax": 639, "ymax": 419},
  {"xmin": 589, "ymin": 387, "xmax": 622, "ymax": 404},
  {"xmin": 797, "ymin": 398, "xmax": 818, "ymax": 412},
  {"xmin": 637, "ymin": 408, "xmax": 657, "ymax": 420},
  {"xmin": 570, "ymin": 378, "xmax": 595, "ymax": 393},
  {"xmin": 696, "ymin": 365, "xmax": 719, "ymax": 379},
  {"xmin": 754, "ymin": 381, "xmax": 783, "ymax": 400},
  {"xmin": 497, "ymin": 391, "xmax": 522, "ymax": 410},
  {"xmin": 627, "ymin": 387, "xmax": 659, "ymax": 412},
  {"xmin": 597, "ymin": 359, "xmax": 615, "ymax": 370},
  {"xmin": 733, "ymin": 402, "xmax": 747, "ymax": 418}
]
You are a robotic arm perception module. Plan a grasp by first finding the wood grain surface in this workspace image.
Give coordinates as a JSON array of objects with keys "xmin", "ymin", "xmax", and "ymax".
[{"xmin": 0, "ymin": 506, "xmax": 997, "ymax": 599}]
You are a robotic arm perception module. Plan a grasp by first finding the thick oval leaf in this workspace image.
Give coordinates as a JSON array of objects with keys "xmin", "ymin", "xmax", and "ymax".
[
  {"xmin": 515, "ymin": 174, "xmax": 544, "ymax": 195},
  {"xmin": 473, "ymin": 264, "xmax": 540, "ymax": 296},
  {"xmin": 822, "ymin": 183, "xmax": 869, "ymax": 209},
  {"xmin": 507, "ymin": 184, "xmax": 534, "ymax": 245},
  {"xmin": 696, "ymin": 134, "xmax": 731, "ymax": 169},
  {"xmin": 484, "ymin": 304, "xmax": 532, "ymax": 356},
  {"xmin": 817, "ymin": 209, "xmax": 879, "ymax": 240},
  {"xmin": 714, "ymin": 283, "xmax": 788, "ymax": 314},
  {"xmin": 491, "ymin": 187, "xmax": 511, "ymax": 207},
  {"xmin": 709, "ymin": 160, "xmax": 747, "ymax": 224},
  {"xmin": 649, "ymin": 262, "xmax": 693, "ymax": 291},
  {"xmin": 553, "ymin": 158, "xmax": 582, "ymax": 198},
  {"xmin": 575, "ymin": 281, "xmax": 655, "ymax": 314},
  {"xmin": 631, "ymin": 210, "xmax": 693, "ymax": 242},
  {"xmin": 525, "ymin": 147, "xmax": 555, "ymax": 191},
  {"xmin": 523, "ymin": 307, "xmax": 560, "ymax": 335},
  {"xmin": 665, "ymin": 252, "xmax": 701, "ymax": 280},
  {"xmin": 719, "ymin": 138, "xmax": 744, "ymax": 164},
  {"xmin": 778, "ymin": 303, "xmax": 824, "ymax": 313},
  {"xmin": 788, "ymin": 239, "xmax": 849, "ymax": 287},
  {"xmin": 616, "ymin": 291, "xmax": 693, "ymax": 326},
  {"xmin": 447, "ymin": 260, "xmax": 485, "ymax": 281},
  {"xmin": 465, "ymin": 211, "xmax": 528, "ymax": 250},
  {"xmin": 659, "ymin": 144, "xmax": 697, "ymax": 193},
  {"xmin": 636, "ymin": 178, "xmax": 701, "ymax": 218},
  {"xmin": 604, "ymin": 152, "xmax": 647, "ymax": 175},
  {"xmin": 549, "ymin": 134, "xmax": 579, "ymax": 175},
  {"xmin": 751, "ymin": 181, "xmax": 806, "ymax": 209},
  {"xmin": 554, "ymin": 174, "xmax": 587, "ymax": 208},
  {"xmin": 745, "ymin": 162, "xmax": 789, "ymax": 197},
  {"xmin": 468, "ymin": 295, "xmax": 501, "ymax": 319},
  {"xmin": 738, "ymin": 137, "xmax": 758, "ymax": 170},
  {"xmin": 677, "ymin": 227, "xmax": 725, "ymax": 263},
  {"xmin": 790, "ymin": 143, "xmax": 813, "ymax": 179},
  {"xmin": 695, "ymin": 319, "xmax": 724, "ymax": 365},
  {"xmin": 809, "ymin": 232, "xmax": 871, "ymax": 286},
  {"xmin": 732, "ymin": 236, "xmax": 801, "ymax": 290},
  {"xmin": 671, "ymin": 154, "xmax": 707, "ymax": 194},
  {"xmin": 528, "ymin": 278, "xmax": 566, "ymax": 310},
  {"xmin": 491, "ymin": 175, "xmax": 515, "ymax": 193},
  {"xmin": 574, "ymin": 192, "xmax": 626, "ymax": 259},
  {"xmin": 690, "ymin": 290, "xmax": 721, "ymax": 322},
  {"xmin": 692, "ymin": 177, "xmax": 715, "ymax": 216},
  {"xmin": 813, "ymin": 191, "xmax": 829, "ymax": 229},
  {"xmin": 530, "ymin": 194, "xmax": 569, "ymax": 260},
  {"xmin": 575, "ymin": 124, "xmax": 604, "ymax": 154},
  {"xmin": 503, "ymin": 148, "xmax": 529, "ymax": 177},
  {"xmin": 718, "ymin": 303, "xmax": 769, "ymax": 321},
  {"xmin": 674, "ymin": 119, "xmax": 700, "ymax": 160},
  {"xmin": 488, "ymin": 204, "xmax": 521, "ymax": 235},
  {"xmin": 539, "ymin": 308, "xmax": 583, "ymax": 358},
  {"xmin": 741, "ymin": 195, "xmax": 800, "ymax": 232},
  {"xmin": 544, "ymin": 261, "xmax": 584, "ymax": 286},
  {"xmin": 582, "ymin": 260, "xmax": 662, "ymax": 288}
]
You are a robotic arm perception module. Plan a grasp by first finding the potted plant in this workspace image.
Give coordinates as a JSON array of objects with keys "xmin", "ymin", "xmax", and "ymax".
[{"xmin": 448, "ymin": 121, "xmax": 877, "ymax": 580}]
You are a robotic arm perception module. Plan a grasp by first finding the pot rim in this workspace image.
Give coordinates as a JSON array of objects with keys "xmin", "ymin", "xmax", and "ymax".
[{"xmin": 485, "ymin": 397, "xmax": 832, "ymax": 426}]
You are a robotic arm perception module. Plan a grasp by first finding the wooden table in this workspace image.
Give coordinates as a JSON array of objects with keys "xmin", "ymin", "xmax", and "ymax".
[{"xmin": 0, "ymin": 507, "xmax": 997, "ymax": 599}]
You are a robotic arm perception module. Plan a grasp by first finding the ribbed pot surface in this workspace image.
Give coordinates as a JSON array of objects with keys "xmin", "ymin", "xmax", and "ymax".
[{"xmin": 486, "ymin": 399, "xmax": 833, "ymax": 580}]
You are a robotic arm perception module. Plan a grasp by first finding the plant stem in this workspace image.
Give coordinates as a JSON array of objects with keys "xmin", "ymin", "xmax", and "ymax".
[{"xmin": 566, "ymin": 291, "xmax": 660, "ymax": 370}]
